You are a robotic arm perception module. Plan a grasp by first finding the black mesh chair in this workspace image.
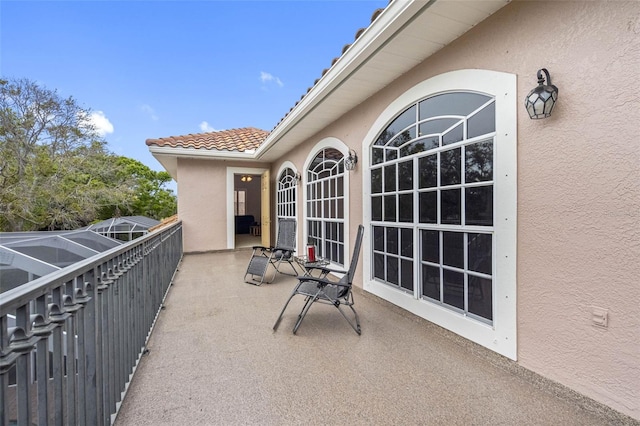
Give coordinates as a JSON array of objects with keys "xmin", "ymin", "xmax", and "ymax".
[
  {"xmin": 273, "ymin": 224, "xmax": 364, "ymax": 334},
  {"xmin": 244, "ymin": 218, "xmax": 298, "ymax": 285}
]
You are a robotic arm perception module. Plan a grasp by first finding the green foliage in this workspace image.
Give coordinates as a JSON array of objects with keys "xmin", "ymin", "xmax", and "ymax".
[{"xmin": 0, "ymin": 77, "xmax": 176, "ymax": 232}]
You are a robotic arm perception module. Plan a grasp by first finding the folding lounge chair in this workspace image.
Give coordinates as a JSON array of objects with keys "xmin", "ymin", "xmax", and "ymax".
[
  {"xmin": 273, "ymin": 224, "xmax": 364, "ymax": 334},
  {"xmin": 244, "ymin": 218, "xmax": 298, "ymax": 285}
]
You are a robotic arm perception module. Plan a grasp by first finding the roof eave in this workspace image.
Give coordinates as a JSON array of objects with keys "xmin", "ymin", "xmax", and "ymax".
[
  {"xmin": 254, "ymin": 0, "xmax": 511, "ymax": 161},
  {"xmin": 149, "ymin": 145, "xmax": 259, "ymax": 180}
]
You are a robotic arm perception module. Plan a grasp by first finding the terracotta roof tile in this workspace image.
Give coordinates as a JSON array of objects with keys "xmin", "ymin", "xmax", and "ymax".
[{"xmin": 146, "ymin": 127, "xmax": 269, "ymax": 152}]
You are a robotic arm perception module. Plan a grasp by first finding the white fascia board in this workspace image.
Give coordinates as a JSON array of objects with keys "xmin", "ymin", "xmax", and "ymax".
[
  {"xmin": 149, "ymin": 145, "xmax": 257, "ymax": 161},
  {"xmin": 255, "ymin": 0, "xmax": 431, "ymax": 158}
]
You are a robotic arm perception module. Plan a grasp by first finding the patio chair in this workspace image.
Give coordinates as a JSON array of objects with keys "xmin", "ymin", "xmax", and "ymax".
[
  {"xmin": 273, "ymin": 224, "xmax": 364, "ymax": 335},
  {"xmin": 244, "ymin": 218, "xmax": 298, "ymax": 285}
]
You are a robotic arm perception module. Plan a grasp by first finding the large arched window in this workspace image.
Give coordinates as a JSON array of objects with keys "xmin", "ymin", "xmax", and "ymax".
[
  {"xmin": 277, "ymin": 167, "xmax": 297, "ymax": 220},
  {"xmin": 306, "ymin": 147, "xmax": 346, "ymax": 266},
  {"xmin": 363, "ymin": 70, "xmax": 517, "ymax": 360},
  {"xmin": 371, "ymin": 92, "xmax": 495, "ymax": 322}
]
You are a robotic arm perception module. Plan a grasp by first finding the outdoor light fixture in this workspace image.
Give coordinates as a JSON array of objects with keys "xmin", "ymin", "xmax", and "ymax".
[
  {"xmin": 525, "ymin": 68, "xmax": 559, "ymax": 119},
  {"xmin": 240, "ymin": 175, "xmax": 253, "ymax": 182},
  {"xmin": 292, "ymin": 172, "xmax": 301, "ymax": 185},
  {"xmin": 345, "ymin": 149, "xmax": 358, "ymax": 171}
]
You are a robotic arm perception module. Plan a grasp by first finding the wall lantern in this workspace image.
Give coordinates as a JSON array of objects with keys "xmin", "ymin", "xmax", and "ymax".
[
  {"xmin": 292, "ymin": 172, "xmax": 301, "ymax": 185},
  {"xmin": 240, "ymin": 175, "xmax": 253, "ymax": 182},
  {"xmin": 525, "ymin": 68, "xmax": 559, "ymax": 119},
  {"xmin": 345, "ymin": 149, "xmax": 358, "ymax": 171}
]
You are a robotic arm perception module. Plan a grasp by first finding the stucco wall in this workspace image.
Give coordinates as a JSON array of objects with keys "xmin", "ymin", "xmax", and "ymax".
[
  {"xmin": 269, "ymin": 0, "xmax": 639, "ymax": 418},
  {"xmin": 178, "ymin": 158, "xmax": 267, "ymax": 253}
]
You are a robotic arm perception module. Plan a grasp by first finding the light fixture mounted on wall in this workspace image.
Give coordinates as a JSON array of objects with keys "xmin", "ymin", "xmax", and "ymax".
[
  {"xmin": 292, "ymin": 172, "xmax": 301, "ymax": 185},
  {"xmin": 524, "ymin": 68, "xmax": 559, "ymax": 119},
  {"xmin": 345, "ymin": 149, "xmax": 358, "ymax": 171},
  {"xmin": 240, "ymin": 175, "xmax": 253, "ymax": 182}
]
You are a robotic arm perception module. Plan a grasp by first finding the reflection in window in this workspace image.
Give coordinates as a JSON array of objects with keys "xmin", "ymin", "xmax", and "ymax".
[
  {"xmin": 307, "ymin": 148, "xmax": 345, "ymax": 266},
  {"xmin": 370, "ymin": 91, "xmax": 495, "ymax": 323}
]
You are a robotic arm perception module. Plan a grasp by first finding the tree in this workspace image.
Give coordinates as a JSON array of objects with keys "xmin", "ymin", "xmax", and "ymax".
[
  {"xmin": 99, "ymin": 157, "xmax": 177, "ymax": 221},
  {"xmin": 0, "ymin": 77, "xmax": 175, "ymax": 232}
]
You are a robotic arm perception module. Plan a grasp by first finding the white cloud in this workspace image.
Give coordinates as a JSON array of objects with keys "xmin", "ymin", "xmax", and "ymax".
[
  {"xmin": 199, "ymin": 121, "xmax": 217, "ymax": 132},
  {"xmin": 260, "ymin": 71, "xmax": 284, "ymax": 88},
  {"xmin": 89, "ymin": 111, "xmax": 114, "ymax": 137},
  {"xmin": 140, "ymin": 104, "xmax": 159, "ymax": 121}
]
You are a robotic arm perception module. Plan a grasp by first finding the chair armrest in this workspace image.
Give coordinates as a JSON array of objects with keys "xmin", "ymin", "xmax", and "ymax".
[{"xmin": 297, "ymin": 276, "xmax": 351, "ymax": 288}]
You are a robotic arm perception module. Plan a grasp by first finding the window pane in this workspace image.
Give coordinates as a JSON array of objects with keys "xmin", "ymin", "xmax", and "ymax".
[
  {"xmin": 376, "ymin": 105, "xmax": 416, "ymax": 145},
  {"xmin": 419, "ymin": 118, "xmax": 459, "ymax": 136},
  {"xmin": 337, "ymin": 176, "xmax": 344, "ymax": 196},
  {"xmin": 372, "ymin": 196, "xmax": 382, "ymax": 221},
  {"xmin": 387, "ymin": 256, "xmax": 399, "ymax": 285},
  {"xmin": 400, "ymin": 137, "xmax": 438, "ymax": 157},
  {"xmin": 468, "ymin": 103, "xmax": 495, "ymax": 139},
  {"xmin": 398, "ymin": 194, "xmax": 413, "ymax": 223},
  {"xmin": 373, "ymin": 226, "xmax": 384, "ymax": 251},
  {"xmin": 418, "ymin": 155, "xmax": 437, "ymax": 188},
  {"xmin": 440, "ymin": 148, "xmax": 461, "ymax": 186},
  {"xmin": 419, "ymin": 92, "xmax": 491, "ymax": 120},
  {"xmin": 372, "ymin": 147, "xmax": 384, "ymax": 165},
  {"xmin": 401, "ymin": 228, "xmax": 413, "ymax": 258},
  {"xmin": 443, "ymin": 269, "xmax": 464, "ymax": 310},
  {"xmin": 384, "ymin": 195, "xmax": 396, "ymax": 222},
  {"xmin": 384, "ymin": 165, "xmax": 396, "ymax": 192},
  {"xmin": 386, "ymin": 149, "xmax": 398, "ymax": 162},
  {"xmin": 374, "ymin": 253, "xmax": 385, "ymax": 280},
  {"xmin": 401, "ymin": 259, "xmax": 413, "ymax": 291},
  {"xmin": 388, "ymin": 128, "xmax": 416, "ymax": 147},
  {"xmin": 443, "ymin": 232, "xmax": 464, "ymax": 269},
  {"xmin": 468, "ymin": 233, "xmax": 492, "ymax": 275},
  {"xmin": 422, "ymin": 265, "xmax": 440, "ymax": 300},
  {"xmin": 466, "ymin": 141, "xmax": 493, "ymax": 182},
  {"xmin": 419, "ymin": 191, "xmax": 437, "ymax": 224},
  {"xmin": 386, "ymin": 228, "xmax": 398, "ymax": 255},
  {"xmin": 421, "ymin": 230, "xmax": 439, "ymax": 263},
  {"xmin": 468, "ymin": 276, "xmax": 492, "ymax": 320},
  {"xmin": 443, "ymin": 123, "xmax": 463, "ymax": 146},
  {"xmin": 398, "ymin": 161, "xmax": 413, "ymax": 191},
  {"xmin": 465, "ymin": 186, "xmax": 493, "ymax": 226},
  {"xmin": 371, "ymin": 168, "xmax": 382, "ymax": 193},
  {"xmin": 441, "ymin": 189, "xmax": 461, "ymax": 225},
  {"xmin": 337, "ymin": 198, "xmax": 344, "ymax": 219}
]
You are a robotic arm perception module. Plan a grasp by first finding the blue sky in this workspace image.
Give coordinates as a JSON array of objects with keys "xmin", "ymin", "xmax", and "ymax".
[{"xmin": 1, "ymin": 0, "xmax": 387, "ymax": 178}]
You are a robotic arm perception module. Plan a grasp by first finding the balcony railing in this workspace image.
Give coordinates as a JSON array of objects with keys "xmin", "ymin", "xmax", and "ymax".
[{"xmin": 0, "ymin": 221, "xmax": 183, "ymax": 426}]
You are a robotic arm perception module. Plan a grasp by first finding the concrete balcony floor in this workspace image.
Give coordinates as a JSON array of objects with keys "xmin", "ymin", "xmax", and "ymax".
[{"xmin": 115, "ymin": 250, "xmax": 631, "ymax": 425}]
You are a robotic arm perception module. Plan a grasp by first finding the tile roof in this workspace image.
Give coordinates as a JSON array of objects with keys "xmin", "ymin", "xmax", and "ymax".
[{"xmin": 146, "ymin": 127, "xmax": 268, "ymax": 152}]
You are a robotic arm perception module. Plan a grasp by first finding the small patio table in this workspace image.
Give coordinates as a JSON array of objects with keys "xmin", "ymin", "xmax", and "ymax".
[{"xmin": 293, "ymin": 255, "xmax": 330, "ymax": 277}]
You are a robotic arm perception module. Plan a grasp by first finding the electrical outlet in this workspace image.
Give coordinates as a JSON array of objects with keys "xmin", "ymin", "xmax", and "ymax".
[{"xmin": 592, "ymin": 306, "xmax": 609, "ymax": 328}]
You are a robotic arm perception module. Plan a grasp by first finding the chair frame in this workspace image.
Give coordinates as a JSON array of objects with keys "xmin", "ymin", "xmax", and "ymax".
[
  {"xmin": 273, "ymin": 225, "xmax": 364, "ymax": 334},
  {"xmin": 244, "ymin": 218, "xmax": 298, "ymax": 285}
]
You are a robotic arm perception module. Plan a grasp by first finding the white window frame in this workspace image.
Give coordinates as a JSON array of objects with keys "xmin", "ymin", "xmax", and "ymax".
[
  {"xmin": 362, "ymin": 69, "xmax": 517, "ymax": 360},
  {"xmin": 276, "ymin": 161, "xmax": 299, "ymax": 221},
  {"xmin": 303, "ymin": 138, "xmax": 351, "ymax": 269}
]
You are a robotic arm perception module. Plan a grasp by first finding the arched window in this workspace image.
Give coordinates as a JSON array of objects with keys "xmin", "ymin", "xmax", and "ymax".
[
  {"xmin": 306, "ymin": 147, "xmax": 346, "ymax": 266},
  {"xmin": 371, "ymin": 92, "xmax": 495, "ymax": 323},
  {"xmin": 277, "ymin": 167, "xmax": 297, "ymax": 220},
  {"xmin": 363, "ymin": 70, "xmax": 517, "ymax": 360}
]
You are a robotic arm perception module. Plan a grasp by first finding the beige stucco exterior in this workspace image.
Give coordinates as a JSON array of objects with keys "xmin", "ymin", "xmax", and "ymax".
[{"xmin": 159, "ymin": 1, "xmax": 639, "ymax": 420}]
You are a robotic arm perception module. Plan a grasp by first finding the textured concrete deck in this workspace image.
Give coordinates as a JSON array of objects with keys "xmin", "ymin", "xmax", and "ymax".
[{"xmin": 115, "ymin": 251, "xmax": 634, "ymax": 425}]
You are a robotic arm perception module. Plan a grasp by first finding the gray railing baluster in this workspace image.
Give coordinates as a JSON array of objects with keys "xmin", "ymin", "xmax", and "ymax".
[{"xmin": 0, "ymin": 221, "xmax": 182, "ymax": 425}]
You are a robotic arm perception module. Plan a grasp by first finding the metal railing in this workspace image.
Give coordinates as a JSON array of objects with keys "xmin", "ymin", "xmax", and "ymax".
[{"xmin": 0, "ymin": 221, "xmax": 183, "ymax": 425}]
